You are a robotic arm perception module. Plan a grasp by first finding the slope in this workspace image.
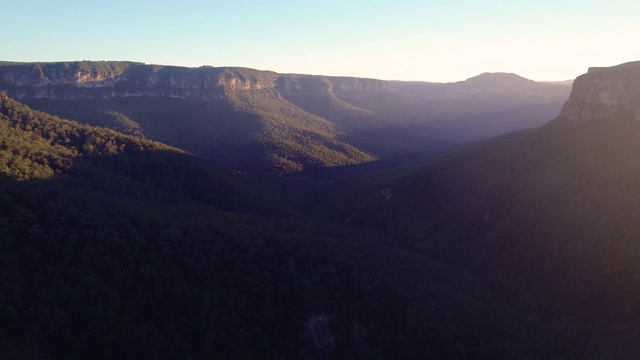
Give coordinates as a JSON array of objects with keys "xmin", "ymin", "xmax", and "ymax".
[
  {"xmin": 0, "ymin": 62, "xmax": 375, "ymax": 174},
  {"xmin": 0, "ymin": 95, "xmax": 621, "ymax": 358},
  {"xmin": 387, "ymin": 72, "xmax": 571, "ymax": 141},
  {"xmin": 323, "ymin": 62, "xmax": 640, "ymax": 348},
  {"xmin": 224, "ymin": 78, "xmax": 375, "ymax": 174}
]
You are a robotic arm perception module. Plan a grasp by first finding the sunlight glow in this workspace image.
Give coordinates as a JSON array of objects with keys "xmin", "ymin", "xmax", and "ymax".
[{"xmin": 3, "ymin": 0, "xmax": 639, "ymax": 82}]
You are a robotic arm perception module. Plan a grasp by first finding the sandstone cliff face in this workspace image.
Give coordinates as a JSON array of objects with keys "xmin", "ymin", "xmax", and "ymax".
[
  {"xmin": 0, "ymin": 62, "xmax": 279, "ymax": 102},
  {"xmin": 0, "ymin": 62, "xmax": 392, "ymax": 104},
  {"xmin": 0, "ymin": 61, "xmax": 569, "ymax": 111},
  {"xmin": 275, "ymin": 74, "xmax": 391, "ymax": 103},
  {"xmin": 276, "ymin": 75, "xmax": 332, "ymax": 98},
  {"xmin": 329, "ymin": 77, "xmax": 391, "ymax": 100},
  {"xmin": 560, "ymin": 61, "xmax": 640, "ymax": 123}
]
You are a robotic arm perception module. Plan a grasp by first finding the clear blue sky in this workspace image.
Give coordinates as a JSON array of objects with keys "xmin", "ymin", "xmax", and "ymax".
[{"xmin": 4, "ymin": 0, "xmax": 640, "ymax": 82}]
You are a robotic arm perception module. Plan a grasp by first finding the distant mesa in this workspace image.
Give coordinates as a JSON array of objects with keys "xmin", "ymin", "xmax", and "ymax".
[{"xmin": 463, "ymin": 72, "xmax": 538, "ymax": 86}]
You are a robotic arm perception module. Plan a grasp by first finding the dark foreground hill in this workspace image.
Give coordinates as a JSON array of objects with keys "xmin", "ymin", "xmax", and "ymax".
[
  {"xmin": 0, "ymin": 93, "xmax": 629, "ymax": 359},
  {"xmin": 321, "ymin": 61, "xmax": 640, "ymax": 356},
  {"xmin": 0, "ymin": 61, "xmax": 570, "ymax": 174}
]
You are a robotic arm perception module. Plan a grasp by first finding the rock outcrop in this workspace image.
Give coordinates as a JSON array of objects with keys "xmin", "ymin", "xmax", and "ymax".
[
  {"xmin": 0, "ymin": 62, "xmax": 279, "ymax": 102},
  {"xmin": 559, "ymin": 61, "xmax": 640, "ymax": 123},
  {"xmin": 0, "ymin": 61, "xmax": 393, "ymax": 104}
]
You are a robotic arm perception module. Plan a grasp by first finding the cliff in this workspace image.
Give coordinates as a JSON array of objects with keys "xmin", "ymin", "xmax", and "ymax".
[
  {"xmin": 275, "ymin": 74, "xmax": 390, "ymax": 100},
  {"xmin": 0, "ymin": 61, "xmax": 280, "ymax": 101},
  {"xmin": 0, "ymin": 61, "xmax": 391, "ymax": 103},
  {"xmin": 559, "ymin": 61, "xmax": 640, "ymax": 123},
  {"xmin": 0, "ymin": 61, "xmax": 569, "ymax": 120}
]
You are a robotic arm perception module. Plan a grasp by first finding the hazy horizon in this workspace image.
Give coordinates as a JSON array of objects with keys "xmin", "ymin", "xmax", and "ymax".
[{"xmin": 4, "ymin": 0, "xmax": 640, "ymax": 82}]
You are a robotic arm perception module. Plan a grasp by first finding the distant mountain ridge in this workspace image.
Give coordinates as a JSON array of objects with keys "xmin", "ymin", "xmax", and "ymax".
[{"xmin": 0, "ymin": 61, "xmax": 568, "ymax": 104}]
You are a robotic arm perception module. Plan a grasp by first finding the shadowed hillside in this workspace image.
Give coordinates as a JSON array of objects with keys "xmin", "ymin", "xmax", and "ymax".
[
  {"xmin": 1, "ymin": 93, "xmax": 628, "ymax": 359},
  {"xmin": 320, "ymin": 62, "xmax": 640, "ymax": 357}
]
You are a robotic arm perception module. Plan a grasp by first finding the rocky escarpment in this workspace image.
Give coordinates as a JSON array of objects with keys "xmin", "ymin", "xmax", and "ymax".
[
  {"xmin": 559, "ymin": 61, "xmax": 640, "ymax": 123},
  {"xmin": 275, "ymin": 75, "xmax": 373, "ymax": 121},
  {"xmin": 328, "ymin": 76, "xmax": 392, "ymax": 101},
  {"xmin": 0, "ymin": 61, "xmax": 392, "ymax": 104},
  {"xmin": 0, "ymin": 62, "xmax": 279, "ymax": 102},
  {"xmin": 276, "ymin": 74, "xmax": 390, "ymax": 100},
  {"xmin": 0, "ymin": 61, "xmax": 570, "ymax": 120}
]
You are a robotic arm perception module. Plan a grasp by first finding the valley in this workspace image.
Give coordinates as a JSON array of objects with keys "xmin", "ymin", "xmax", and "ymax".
[
  {"xmin": 1, "ymin": 60, "xmax": 640, "ymax": 359},
  {"xmin": 0, "ymin": 61, "xmax": 570, "ymax": 174}
]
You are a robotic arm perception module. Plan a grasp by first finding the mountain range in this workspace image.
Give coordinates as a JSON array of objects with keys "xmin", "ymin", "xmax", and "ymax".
[
  {"xmin": 0, "ymin": 61, "xmax": 571, "ymax": 174},
  {"xmin": 1, "ymin": 60, "xmax": 639, "ymax": 359}
]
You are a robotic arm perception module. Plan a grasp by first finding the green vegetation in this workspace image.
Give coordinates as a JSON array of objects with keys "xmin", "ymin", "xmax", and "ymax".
[
  {"xmin": 3, "ymin": 61, "xmax": 380, "ymax": 175},
  {"xmin": 97, "ymin": 110, "xmax": 145, "ymax": 137},
  {"xmin": 217, "ymin": 67, "xmax": 279, "ymax": 85},
  {"xmin": 228, "ymin": 87, "xmax": 375, "ymax": 174},
  {"xmin": 319, "ymin": 115, "xmax": 640, "ymax": 354},
  {"xmin": 25, "ymin": 86, "xmax": 377, "ymax": 175},
  {"xmin": 1, "ymin": 61, "xmax": 637, "ymax": 358},
  {"xmin": 1, "ymin": 94, "xmax": 627, "ymax": 358},
  {"xmin": 0, "ymin": 93, "xmax": 251, "ymax": 210},
  {"xmin": 277, "ymin": 76, "xmax": 372, "ymax": 128}
]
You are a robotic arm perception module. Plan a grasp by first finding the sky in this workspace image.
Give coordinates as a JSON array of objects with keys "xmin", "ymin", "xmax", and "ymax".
[{"xmin": 4, "ymin": 0, "xmax": 640, "ymax": 82}]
